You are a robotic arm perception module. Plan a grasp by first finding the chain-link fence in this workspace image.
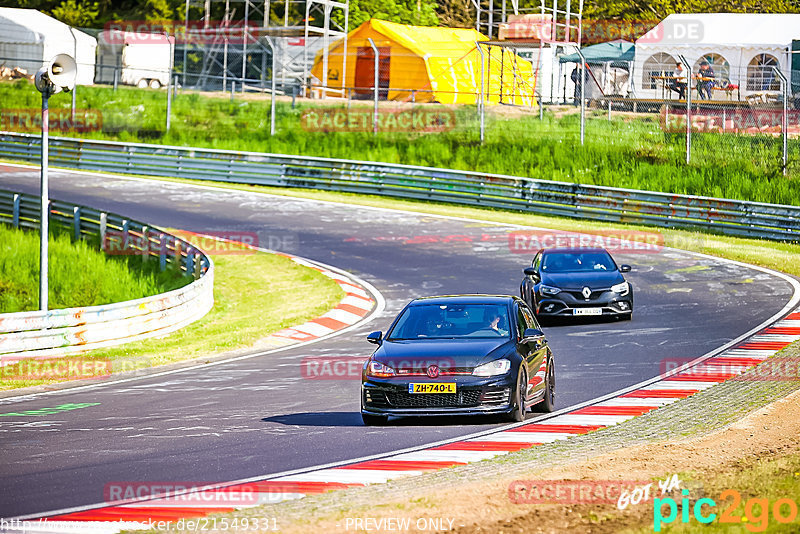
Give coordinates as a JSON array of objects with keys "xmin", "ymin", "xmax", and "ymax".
[{"xmin": 1, "ymin": 42, "xmax": 797, "ymax": 182}]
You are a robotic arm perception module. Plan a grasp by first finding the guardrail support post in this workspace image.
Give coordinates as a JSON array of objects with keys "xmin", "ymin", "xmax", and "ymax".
[
  {"xmin": 185, "ymin": 246, "xmax": 194, "ymax": 275},
  {"xmin": 174, "ymin": 239, "xmax": 182, "ymax": 270},
  {"xmin": 122, "ymin": 220, "xmax": 130, "ymax": 251},
  {"xmin": 141, "ymin": 226, "xmax": 149, "ymax": 262},
  {"xmin": 159, "ymin": 233, "xmax": 167, "ymax": 271},
  {"xmin": 72, "ymin": 206, "xmax": 80, "ymax": 241},
  {"xmin": 194, "ymin": 252, "xmax": 202, "ymax": 279},
  {"xmin": 99, "ymin": 212, "xmax": 107, "ymax": 251},
  {"xmin": 12, "ymin": 194, "xmax": 20, "ymax": 228}
]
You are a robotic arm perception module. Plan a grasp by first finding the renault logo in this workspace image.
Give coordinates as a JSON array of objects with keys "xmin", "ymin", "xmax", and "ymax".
[
  {"xmin": 582, "ymin": 287, "xmax": 592, "ymax": 299},
  {"xmin": 427, "ymin": 365, "xmax": 440, "ymax": 378}
]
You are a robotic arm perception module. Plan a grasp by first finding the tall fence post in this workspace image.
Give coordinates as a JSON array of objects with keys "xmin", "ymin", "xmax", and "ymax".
[
  {"xmin": 476, "ymin": 42, "xmax": 486, "ymax": 144},
  {"xmin": 367, "ymin": 38, "xmax": 379, "ymax": 135},
  {"xmin": 679, "ymin": 54, "xmax": 692, "ymax": 163},
  {"xmin": 166, "ymin": 73, "xmax": 173, "ymax": 133},
  {"xmin": 774, "ymin": 66, "xmax": 789, "ymax": 176},
  {"xmin": 577, "ymin": 50, "xmax": 586, "ymax": 146}
]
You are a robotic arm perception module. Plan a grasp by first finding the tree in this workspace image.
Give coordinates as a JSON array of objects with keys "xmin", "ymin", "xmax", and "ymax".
[
  {"xmin": 344, "ymin": 0, "xmax": 438, "ymax": 28},
  {"xmin": 51, "ymin": 0, "xmax": 100, "ymax": 27}
]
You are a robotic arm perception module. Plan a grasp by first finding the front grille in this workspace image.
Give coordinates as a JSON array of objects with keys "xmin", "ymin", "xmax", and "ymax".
[
  {"xmin": 396, "ymin": 366, "xmax": 473, "ymax": 376},
  {"xmin": 385, "ymin": 390, "xmax": 482, "ymax": 408},
  {"xmin": 566, "ymin": 289, "xmax": 605, "ymax": 300}
]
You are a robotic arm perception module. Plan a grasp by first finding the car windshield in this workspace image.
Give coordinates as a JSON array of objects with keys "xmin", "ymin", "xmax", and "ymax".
[
  {"xmin": 387, "ymin": 303, "xmax": 511, "ymax": 340},
  {"xmin": 541, "ymin": 251, "xmax": 616, "ymax": 273}
]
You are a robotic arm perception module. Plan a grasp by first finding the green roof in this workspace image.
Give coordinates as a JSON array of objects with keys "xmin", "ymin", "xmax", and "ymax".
[{"xmin": 559, "ymin": 40, "xmax": 635, "ymax": 64}]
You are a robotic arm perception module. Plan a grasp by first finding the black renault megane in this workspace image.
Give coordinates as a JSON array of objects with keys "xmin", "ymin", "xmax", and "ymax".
[
  {"xmin": 360, "ymin": 295, "xmax": 555, "ymax": 425},
  {"xmin": 520, "ymin": 247, "xmax": 633, "ymax": 321}
]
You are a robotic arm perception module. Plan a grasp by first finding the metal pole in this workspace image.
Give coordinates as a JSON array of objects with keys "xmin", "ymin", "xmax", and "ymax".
[
  {"xmin": 368, "ymin": 38, "xmax": 379, "ymax": 135},
  {"xmin": 679, "ymin": 54, "xmax": 691, "ymax": 163},
  {"xmin": 40, "ymin": 91, "xmax": 50, "ymax": 311},
  {"xmin": 476, "ymin": 42, "xmax": 485, "ymax": 144},
  {"xmin": 167, "ymin": 74, "xmax": 173, "ymax": 132},
  {"xmin": 774, "ymin": 66, "xmax": 789, "ymax": 176},
  {"xmin": 577, "ymin": 50, "xmax": 585, "ymax": 146},
  {"xmin": 242, "ymin": 0, "xmax": 249, "ymax": 88},
  {"xmin": 183, "ymin": 0, "xmax": 189, "ymax": 88},
  {"xmin": 270, "ymin": 38, "xmax": 276, "ymax": 136}
]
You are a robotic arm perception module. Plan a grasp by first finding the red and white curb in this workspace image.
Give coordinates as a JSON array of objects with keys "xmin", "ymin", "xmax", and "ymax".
[
  {"xmin": 264, "ymin": 254, "xmax": 376, "ymax": 345},
  {"xmin": 10, "ymin": 306, "xmax": 800, "ymax": 533}
]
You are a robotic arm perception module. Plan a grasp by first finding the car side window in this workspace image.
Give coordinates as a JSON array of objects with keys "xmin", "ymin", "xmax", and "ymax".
[
  {"xmin": 532, "ymin": 251, "xmax": 541, "ymax": 271},
  {"xmin": 521, "ymin": 307, "xmax": 538, "ymax": 331},
  {"xmin": 515, "ymin": 304, "xmax": 528, "ymax": 339}
]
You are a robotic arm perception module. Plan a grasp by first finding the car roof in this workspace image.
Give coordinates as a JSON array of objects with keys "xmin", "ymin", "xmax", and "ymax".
[
  {"xmin": 542, "ymin": 247, "xmax": 609, "ymax": 254},
  {"xmin": 409, "ymin": 295, "xmax": 516, "ymax": 306}
]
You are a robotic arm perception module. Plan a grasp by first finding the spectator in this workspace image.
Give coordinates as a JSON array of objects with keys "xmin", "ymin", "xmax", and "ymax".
[
  {"xmin": 669, "ymin": 62, "xmax": 687, "ymax": 100},
  {"xmin": 697, "ymin": 61, "xmax": 715, "ymax": 100},
  {"xmin": 571, "ymin": 64, "xmax": 584, "ymax": 105}
]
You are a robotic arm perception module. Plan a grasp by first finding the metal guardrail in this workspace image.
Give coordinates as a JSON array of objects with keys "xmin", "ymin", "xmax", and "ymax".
[
  {"xmin": 0, "ymin": 131, "xmax": 798, "ymax": 241},
  {"xmin": 0, "ymin": 188, "xmax": 214, "ymax": 358}
]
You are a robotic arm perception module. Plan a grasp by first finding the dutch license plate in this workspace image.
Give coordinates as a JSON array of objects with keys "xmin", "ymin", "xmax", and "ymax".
[
  {"xmin": 408, "ymin": 383, "xmax": 456, "ymax": 394},
  {"xmin": 574, "ymin": 308, "xmax": 603, "ymax": 316}
]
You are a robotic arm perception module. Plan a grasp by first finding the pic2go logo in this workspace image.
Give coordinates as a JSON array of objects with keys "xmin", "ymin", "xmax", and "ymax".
[{"xmin": 654, "ymin": 489, "xmax": 799, "ymax": 532}]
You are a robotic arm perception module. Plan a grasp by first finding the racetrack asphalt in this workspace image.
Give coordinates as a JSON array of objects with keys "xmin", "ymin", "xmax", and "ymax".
[{"xmin": 0, "ymin": 165, "xmax": 795, "ymax": 518}]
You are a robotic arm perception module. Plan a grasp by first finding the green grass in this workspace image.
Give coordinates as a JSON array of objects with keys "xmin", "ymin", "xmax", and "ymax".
[
  {"xmin": 1, "ymin": 79, "xmax": 797, "ymax": 205},
  {"xmin": 0, "ymin": 224, "xmax": 187, "ymax": 313},
  {"xmin": 0, "ymin": 236, "xmax": 345, "ymax": 390}
]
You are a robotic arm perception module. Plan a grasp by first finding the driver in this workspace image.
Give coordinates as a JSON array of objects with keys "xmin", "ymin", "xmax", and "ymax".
[{"xmin": 484, "ymin": 307, "xmax": 509, "ymax": 335}]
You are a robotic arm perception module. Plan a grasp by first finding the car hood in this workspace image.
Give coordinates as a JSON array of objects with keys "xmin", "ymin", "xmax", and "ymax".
[
  {"xmin": 541, "ymin": 270, "xmax": 624, "ymax": 289},
  {"xmin": 373, "ymin": 338, "xmax": 512, "ymax": 370}
]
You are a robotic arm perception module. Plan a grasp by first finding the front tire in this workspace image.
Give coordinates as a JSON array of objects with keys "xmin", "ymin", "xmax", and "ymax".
[
  {"xmin": 361, "ymin": 413, "xmax": 388, "ymax": 426},
  {"xmin": 504, "ymin": 368, "xmax": 528, "ymax": 422},
  {"xmin": 533, "ymin": 359, "xmax": 555, "ymax": 413}
]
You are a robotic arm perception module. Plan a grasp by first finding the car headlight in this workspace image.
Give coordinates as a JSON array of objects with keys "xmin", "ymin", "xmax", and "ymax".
[
  {"xmin": 472, "ymin": 359, "xmax": 511, "ymax": 377},
  {"xmin": 540, "ymin": 285, "xmax": 561, "ymax": 296},
  {"xmin": 367, "ymin": 361, "xmax": 395, "ymax": 378},
  {"xmin": 611, "ymin": 281, "xmax": 630, "ymax": 296}
]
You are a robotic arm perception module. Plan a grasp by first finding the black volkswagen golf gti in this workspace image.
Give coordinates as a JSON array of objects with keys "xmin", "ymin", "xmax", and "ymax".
[
  {"xmin": 360, "ymin": 295, "xmax": 555, "ymax": 425},
  {"xmin": 520, "ymin": 247, "xmax": 633, "ymax": 320}
]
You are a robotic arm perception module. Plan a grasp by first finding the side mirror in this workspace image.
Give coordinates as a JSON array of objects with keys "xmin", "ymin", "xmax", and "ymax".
[
  {"xmin": 620, "ymin": 264, "xmax": 632, "ymax": 273},
  {"xmin": 523, "ymin": 328, "xmax": 545, "ymax": 342},
  {"xmin": 367, "ymin": 331, "xmax": 383, "ymax": 345},
  {"xmin": 524, "ymin": 267, "xmax": 539, "ymax": 281}
]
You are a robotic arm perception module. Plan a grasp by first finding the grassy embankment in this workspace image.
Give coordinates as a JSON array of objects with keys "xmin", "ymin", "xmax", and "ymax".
[
  {"xmin": 1, "ymin": 79, "xmax": 797, "ymax": 204},
  {"xmin": 0, "ymin": 227, "xmax": 345, "ymax": 390}
]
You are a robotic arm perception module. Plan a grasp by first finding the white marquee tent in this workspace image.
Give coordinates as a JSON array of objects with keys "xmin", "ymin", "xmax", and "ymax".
[
  {"xmin": 0, "ymin": 7, "xmax": 96, "ymax": 85},
  {"xmin": 634, "ymin": 13, "xmax": 800, "ymax": 100}
]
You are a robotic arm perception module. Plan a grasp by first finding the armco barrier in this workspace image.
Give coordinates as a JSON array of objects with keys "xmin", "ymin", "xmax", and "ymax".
[
  {"xmin": 0, "ymin": 189, "xmax": 214, "ymax": 358},
  {"xmin": 1, "ymin": 132, "xmax": 799, "ymax": 241}
]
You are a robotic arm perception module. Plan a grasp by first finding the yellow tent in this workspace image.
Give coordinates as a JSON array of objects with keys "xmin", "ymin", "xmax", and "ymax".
[{"xmin": 310, "ymin": 19, "xmax": 537, "ymax": 106}]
